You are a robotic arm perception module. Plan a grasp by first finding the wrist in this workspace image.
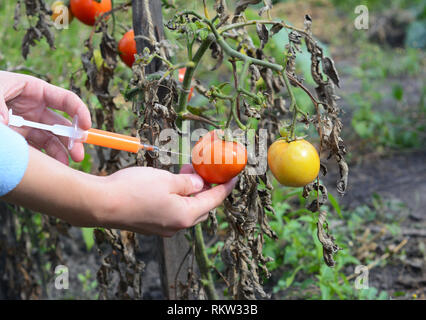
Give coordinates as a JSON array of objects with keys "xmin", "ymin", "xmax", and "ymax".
[
  {"xmin": 85, "ymin": 174, "xmax": 120, "ymax": 229},
  {"xmin": 79, "ymin": 173, "xmax": 110, "ymax": 227}
]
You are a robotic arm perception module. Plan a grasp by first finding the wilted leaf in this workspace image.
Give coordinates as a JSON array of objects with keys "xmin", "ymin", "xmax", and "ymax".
[
  {"xmin": 258, "ymin": 0, "xmax": 272, "ymax": 17},
  {"xmin": 256, "ymin": 23, "xmax": 269, "ymax": 48},
  {"xmin": 234, "ymin": 0, "xmax": 261, "ymax": 17},
  {"xmin": 322, "ymin": 56, "xmax": 340, "ymax": 88},
  {"xmin": 270, "ymin": 23, "xmax": 283, "ymax": 36}
]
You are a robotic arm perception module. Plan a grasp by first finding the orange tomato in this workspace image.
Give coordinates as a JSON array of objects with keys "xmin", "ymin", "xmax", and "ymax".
[
  {"xmin": 70, "ymin": 0, "xmax": 111, "ymax": 26},
  {"xmin": 192, "ymin": 130, "xmax": 247, "ymax": 184},
  {"xmin": 118, "ymin": 30, "xmax": 137, "ymax": 68},
  {"xmin": 267, "ymin": 139, "xmax": 320, "ymax": 187}
]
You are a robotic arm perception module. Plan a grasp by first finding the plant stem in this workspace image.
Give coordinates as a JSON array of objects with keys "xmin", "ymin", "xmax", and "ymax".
[
  {"xmin": 219, "ymin": 19, "xmax": 306, "ymax": 35},
  {"xmin": 232, "ymin": 98, "xmax": 247, "ymax": 130},
  {"xmin": 194, "ymin": 224, "xmax": 219, "ymax": 299},
  {"xmin": 178, "ymin": 11, "xmax": 283, "ymax": 72},
  {"xmin": 177, "ymin": 35, "xmax": 214, "ymax": 114},
  {"xmin": 281, "ymin": 69, "xmax": 307, "ymax": 139}
]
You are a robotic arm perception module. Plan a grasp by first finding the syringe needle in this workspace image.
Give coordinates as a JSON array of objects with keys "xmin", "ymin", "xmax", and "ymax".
[{"xmin": 139, "ymin": 143, "xmax": 191, "ymax": 157}]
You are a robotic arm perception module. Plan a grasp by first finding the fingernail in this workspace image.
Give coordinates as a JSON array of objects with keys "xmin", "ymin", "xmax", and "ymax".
[{"xmin": 190, "ymin": 175, "xmax": 204, "ymax": 190}]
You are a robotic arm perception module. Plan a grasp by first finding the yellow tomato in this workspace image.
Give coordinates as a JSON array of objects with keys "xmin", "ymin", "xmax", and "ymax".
[{"xmin": 267, "ymin": 139, "xmax": 320, "ymax": 187}]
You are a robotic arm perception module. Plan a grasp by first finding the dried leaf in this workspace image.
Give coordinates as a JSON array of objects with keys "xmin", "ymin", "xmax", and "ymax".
[
  {"xmin": 234, "ymin": 0, "xmax": 261, "ymax": 17},
  {"xmin": 304, "ymin": 14, "xmax": 312, "ymax": 32},
  {"xmin": 270, "ymin": 23, "xmax": 283, "ymax": 36},
  {"xmin": 258, "ymin": 0, "xmax": 272, "ymax": 17},
  {"xmin": 322, "ymin": 56, "xmax": 340, "ymax": 88},
  {"xmin": 256, "ymin": 23, "xmax": 269, "ymax": 49}
]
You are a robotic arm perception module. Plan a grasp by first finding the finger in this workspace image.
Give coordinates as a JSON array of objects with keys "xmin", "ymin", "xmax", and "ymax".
[
  {"xmin": 26, "ymin": 129, "xmax": 69, "ymax": 165},
  {"xmin": 0, "ymin": 97, "xmax": 8, "ymax": 124},
  {"xmin": 179, "ymin": 164, "xmax": 195, "ymax": 174},
  {"xmin": 39, "ymin": 108, "xmax": 85, "ymax": 162},
  {"xmin": 170, "ymin": 173, "xmax": 205, "ymax": 196},
  {"xmin": 42, "ymin": 82, "xmax": 91, "ymax": 130},
  {"xmin": 179, "ymin": 164, "xmax": 211, "ymax": 192},
  {"xmin": 40, "ymin": 108, "xmax": 71, "ymax": 145},
  {"xmin": 193, "ymin": 213, "xmax": 210, "ymax": 225},
  {"xmin": 177, "ymin": 177, "xmax": 238, "ymax": 223}
]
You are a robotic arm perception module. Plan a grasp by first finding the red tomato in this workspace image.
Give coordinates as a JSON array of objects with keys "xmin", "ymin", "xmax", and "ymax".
[
  {"xmin": 192, "ymin": 130, "xmax": 247, "ymax": 184},
  {"xmin": 178, "ymin": 68, "xmax": 194, "ymax": 102},
  {"xmin": 118, "ymin": 30, "xmax": 137, "ymax": 68},
  {"xmin": 70, "ymin": 0, "xmax": 111, "ymax": 26}
]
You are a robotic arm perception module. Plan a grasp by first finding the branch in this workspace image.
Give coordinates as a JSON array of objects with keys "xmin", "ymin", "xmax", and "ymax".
[
  {"xmin": 180, "ymin": 112, "xmax": 220, "ymax": 128},
  {"xmin": 194, "ymin": 224, "xmax": 218, "ymax": 299},
  {"xmin": 178, "ymin": 11, "xmax": 284, "ymax": 72},
  {"xmin": 219, "ymin": 19, "xmax": 306, "ymax": 35},
  {"xmin": 177, "ymin": 35, "xmax": 214, "ymax": 113}
]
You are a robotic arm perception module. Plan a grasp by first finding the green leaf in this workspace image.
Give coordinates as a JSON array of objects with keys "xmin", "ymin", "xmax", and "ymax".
[
  {"xmin": 392, "ymin": 84, "xmax": 404, "ymax": 101},
  {"xmin": 199, "ymin": 29, "xmax": 209, "ymax": 41},
  {"xmin": 285, "ymin": 265, "xmax": 303, "ymax": 288},
  {"xmin": 352, "ymin": 120, "xmax": 370, "ymax": 138},
  {"xmin": 217, "ymin": 82, "xmax": 231, "ymax": 90},
  {"xmin": 80, "ymin": 153, "xmax": 92, "ymax": 173},
  {"xmin": 187, "ymin": 105, "xmax": 206, "ymax": 116},
  {"xmin": 81, "ymin": 228, "xmax": 95, "ymax": 251},
  {"xmin": 319, "ymin": 283, "xmax": 331, "ymax": 300},
  {"xmin": 298, "ymin": 215, "xmax": 315, "ymax": 223},
  {"xmin": 328, "ymin": 193, "xmax": 343, "ymax": 219}
]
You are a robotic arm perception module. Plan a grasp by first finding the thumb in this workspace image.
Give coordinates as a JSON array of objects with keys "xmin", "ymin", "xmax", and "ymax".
[
  {"xmin": 171, "ymin": 173, "xmax": 205, "ymax": 196},
  {"xmin": 0, "ymin": 97, "xmax": 9, "ymax": 125}
]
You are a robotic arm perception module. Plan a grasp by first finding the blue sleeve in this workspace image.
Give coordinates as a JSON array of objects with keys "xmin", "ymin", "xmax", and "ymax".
[{"xmin": 0, "ymin": 123, "xmax": 29, "ymax": 196}]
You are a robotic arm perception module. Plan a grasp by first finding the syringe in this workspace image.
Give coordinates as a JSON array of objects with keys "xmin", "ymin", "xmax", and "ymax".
[{"xmin": 7, "ymin": 110, "xmax": 184, "ymax": 156}]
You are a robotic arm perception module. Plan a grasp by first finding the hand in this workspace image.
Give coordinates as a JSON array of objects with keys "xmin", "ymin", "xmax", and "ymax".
[
  {"xmin": 0, "ymin": 71, "xmax": 91, "ymax": 164},
  {"xmin": 97, "ymin": 164, "xmax": 237, "ymax": 237}
]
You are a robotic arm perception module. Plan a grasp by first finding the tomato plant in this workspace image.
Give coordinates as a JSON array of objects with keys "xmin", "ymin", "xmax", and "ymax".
[
  {"xmin": 118, "ymin": 29, "xmax": 136, "ymax": 68},
  {"xmin": 13, "ymin": 0, "xmax": 349, "ymax": 301},
  {"xmin": 268, "ymin": 139, "xmax": 320, "ymax": 187},
  {"xmin": 70, "ymin": 0, "xmax": 111, "ymax": 26},
  {"xmin": 192, "ymin": 130, "xmax": 247, "ymax": 184}
]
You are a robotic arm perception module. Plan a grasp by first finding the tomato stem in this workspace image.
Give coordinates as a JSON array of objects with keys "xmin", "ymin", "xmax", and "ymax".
[
  {"xmin": 177, "ymin": 35, "xmax": 214, "ymax": 114},
  {"xmin": 281, "ymin": 52, "xmax": 308, "ymax": 140},
  {"xmin": 178, "ymin": 10, "xmax": 284, "ymax": 72},
  {"xmin": 194, "ymin": 224, "xmax": 219, "ymax": 300}
]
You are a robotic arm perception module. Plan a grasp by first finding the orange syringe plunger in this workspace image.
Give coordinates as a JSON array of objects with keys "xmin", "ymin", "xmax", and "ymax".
[
  {"xmin": 83, "ymin": 129, "xmax": 159, "ymax": 153},
  {"xmin": 84, "ymin": 128, "xmax": 142, "ymax": 153},
  {"xmin": 68, "ymin": 115, "xmax": 157, "ymax": 153}
]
